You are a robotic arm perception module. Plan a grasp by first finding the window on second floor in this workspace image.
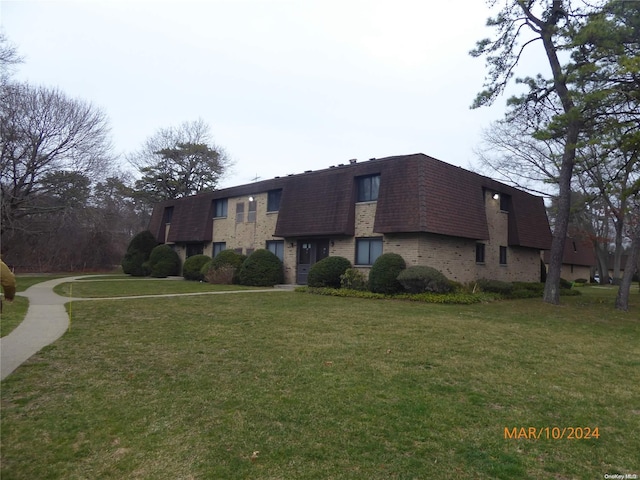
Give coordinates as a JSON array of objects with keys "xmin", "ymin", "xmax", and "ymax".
[
  {"xmin": 267, "ymin": 189, "xmax": 282, "ymax": 212},
  {"xmin": 500, "ymin": 194, "xmax": 510, "ymax": 212},
  {"xmin": 476, "ymin": 243, "xmax": 485, "ymax": 264},
  {"xmin": 248, "ymin": 199, "xmax": 257, "ymax": 223},
  {"xmin": 500, "ymin": 246, "xmax": 508, "ymax": 265},
  {"xmin": 236, "ymin": 202, "xmax": 244, "ymax": 223},
  {"xmin": 356, "ymin": 174, "xmax": 380, "ymax": 202},
  {"xmin": 213, "ymin": 199, "xmax": 228, "ymax": 218},
  {"xmin": 162, "ymin": 206, "xmax": 174, "ymax": 224}
]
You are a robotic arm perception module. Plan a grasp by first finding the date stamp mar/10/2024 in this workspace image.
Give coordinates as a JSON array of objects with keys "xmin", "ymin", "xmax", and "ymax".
[
  {"xmin": 504, "ymin": 426, "xmax": 599, "ymax": 440},
  {"xmin": 504, "ymin": 428, "xmax": 637, "ymax": 479}
]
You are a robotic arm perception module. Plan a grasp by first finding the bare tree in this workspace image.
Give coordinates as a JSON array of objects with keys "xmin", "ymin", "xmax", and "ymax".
[
  {"xmin": 0, "ymin": 33, "xmax": 23, "ymax": 85},
  {"xmin": 1, "ymin": 82, "xmax": 113, "ymax": 248}
]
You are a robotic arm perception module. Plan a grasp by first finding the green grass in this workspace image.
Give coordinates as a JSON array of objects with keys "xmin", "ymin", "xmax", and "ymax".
[
  {"xmin": 54, "ymin": 278, "xmax": 269, "ymax": 298},
  {"xmin": 1, "ymin": 280, "xmax": 638, "ymax": 479}
]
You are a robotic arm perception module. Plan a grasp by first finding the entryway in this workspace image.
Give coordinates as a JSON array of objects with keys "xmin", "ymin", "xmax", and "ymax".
[{"xmin": 296, "ymin": 239, "xmax": 329, "ymax": 284}]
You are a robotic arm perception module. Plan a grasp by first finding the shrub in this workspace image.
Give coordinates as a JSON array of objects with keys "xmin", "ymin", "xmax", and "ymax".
[
  {"xmin": 308, "ymin": 256, "xmax": 351, "ymax": 288},
  {"xmin": 200, "ymin": 260, "xmax": 213, "ymax": 278},
  {"xmin": 238, "ymin": 249, "xmax": 284, "ymax": 287},
  {"xmin": 203, "ymin": 250, "xmax": 247, "ymax": 284},
  {"xmin": 183, "ymin": 254, "xmax": 212, "ymax": 281},
  {"xmin": 476, "ymin": 278, "xmax": 514, "ymax": 295},
  {"xmin": 340, "ymin": 268, "xmax": 368, "ymax": 291},
  {"xmin": 397, "ymin": 266, "xmax": 452, "ymax": 294},
  {"xmin": 211, "ymin": 250, "xmax": 246, "ymax": 270},
  {"xmin": 121, "ymin": 230, "xmax": 158, "ymax": 276},
  {"xmin": 574, "ymin": 278, "xmax": 588, "ymax": 284},
  {"xmin": 559, "ymin": 277, "xmax": 574, "ymax": 289},
  {"xmin": 368, "ymin": 253, "xmax": 406, "ymax": 294},
  {"xmin": 147, "ymin": 245, "xmax": 180, "ymax": 278},
  {"xmin": 205, "ymin": 265, "xmax": 236, "ymax": 284}
]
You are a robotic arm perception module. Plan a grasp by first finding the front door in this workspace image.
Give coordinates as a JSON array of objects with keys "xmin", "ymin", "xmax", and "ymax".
[{"xmin": 296, "ymin": 240, "xmax": 330, "ymax": 284}]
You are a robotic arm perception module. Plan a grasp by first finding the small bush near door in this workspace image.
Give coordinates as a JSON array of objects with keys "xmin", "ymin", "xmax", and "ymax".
[
  {"xmin": 238, "ymin": 249, "xmax": 284, "ymax": 287},
  {"xmin": 308, "ymin": 256, "xmax": 351, "ymax": 288}
]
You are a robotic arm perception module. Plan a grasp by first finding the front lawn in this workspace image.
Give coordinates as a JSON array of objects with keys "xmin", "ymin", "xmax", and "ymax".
[{"xmin": 1, "ymin": 282, "xmax": 638, "ymax": 479}]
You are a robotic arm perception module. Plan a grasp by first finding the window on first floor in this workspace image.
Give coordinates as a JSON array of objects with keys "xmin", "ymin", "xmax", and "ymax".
[
  {"xmin": 213, "ymin": 198, "xmax": 228, "ymax": 218},
  {"xmin": 476, "ymin": 243, "xmax": 485, "ymax": 263},
  {"xmin": 186, "ymin": 243, "xmax": 204, "ymax": 258},
  {"xmin": 500, "ymin": 246, "xmax": 508, "ymax": 265},
  {"xmin": 213, "ymin": 242, "xmax": 226, "ymax": 257},
  {"xmin": 355, "ymin": 237, "xmax": 383, "ymax": 265},
  {"xmin": 266, "ymin": 240, "xmax": 284, "ymax": 261}
]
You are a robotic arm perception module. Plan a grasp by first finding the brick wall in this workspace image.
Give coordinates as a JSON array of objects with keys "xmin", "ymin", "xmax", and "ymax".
[{"xmin": 169, "ymin": 189, "xmax": 542, "ymax": 284}]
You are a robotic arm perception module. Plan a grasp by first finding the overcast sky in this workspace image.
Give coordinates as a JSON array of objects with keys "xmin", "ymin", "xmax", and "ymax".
[{"xmin": 1, "ymin": 1, "xmax": 549, "ymax": 188}]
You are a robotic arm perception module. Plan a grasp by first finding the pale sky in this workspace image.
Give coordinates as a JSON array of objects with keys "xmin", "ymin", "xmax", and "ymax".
[{"xmin": 1, "ymin": 0, "xmax": 549, "ymax": 188}]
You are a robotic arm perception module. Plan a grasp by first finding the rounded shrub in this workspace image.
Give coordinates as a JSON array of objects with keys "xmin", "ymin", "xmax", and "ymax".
[
  {"xmin": 308, "ymin": 256, "xmax": 351, "ymax": 288},
  {"xmin": 238, "ymin": 249, "xmax": 284, "ymax": 287},
  {"xmin": 183, "ymin": 254, "xmax": 212, "ymax": 281},
  {"xmin": 121, "ymin": 230, "xmax": 158, "ymax": 276},
  {"xmin": 147, "ymin": 244, "xmax": 181, "ymax": 278},
  {"xmin": 397, "ymin": 266, "xmax": 452, "ymax": 294},
  {"xmin": 211, "ymin": 250, "xmax": 247, "ymax": 270},
  {"xmin": 368, "ymin": 253, "xmax": 406, "ymax": 294}
]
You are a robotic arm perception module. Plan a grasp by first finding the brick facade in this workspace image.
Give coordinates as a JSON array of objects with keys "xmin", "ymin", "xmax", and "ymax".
[{"xmin": 150, "ymin": 154, "xmax": 551, "ymax": 285}]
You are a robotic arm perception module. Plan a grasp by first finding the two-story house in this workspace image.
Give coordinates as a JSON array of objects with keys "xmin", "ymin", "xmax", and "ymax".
[{"xmin": 148, "ymin": 154, "xmax": 552, "ymax": 284}]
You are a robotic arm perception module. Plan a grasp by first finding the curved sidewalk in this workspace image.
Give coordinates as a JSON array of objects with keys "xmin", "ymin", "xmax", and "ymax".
[
  {"xmin": 0, "ymin": 276, "xmax": 81, "ymax": 381},
  {"xmin": 1, "ymin": 277, "xmax": 291, "ymax": 381}
]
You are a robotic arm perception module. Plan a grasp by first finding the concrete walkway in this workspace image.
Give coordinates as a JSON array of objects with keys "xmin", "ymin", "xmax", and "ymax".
[{"xmin": 1, "ymin": 277, "xmax": 291, "ymax": 381}]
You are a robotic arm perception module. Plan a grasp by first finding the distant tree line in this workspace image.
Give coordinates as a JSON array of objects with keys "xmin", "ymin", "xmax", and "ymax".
[{"xmin": 0, "ymin": 34, "xmax": 230, "ymax": 272}]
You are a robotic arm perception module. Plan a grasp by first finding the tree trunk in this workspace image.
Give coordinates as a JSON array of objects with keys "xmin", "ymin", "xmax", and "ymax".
[
  {"xmin": 544, "ymin": 164, "xmax": 573, "ymax": 304},
  {"xmin": 615, "ymin": 231, "xmax": 640, "ymax": 311},
  {"xmin": 539, "ymin": 7, "xmax": 581, "ymax": 305}
]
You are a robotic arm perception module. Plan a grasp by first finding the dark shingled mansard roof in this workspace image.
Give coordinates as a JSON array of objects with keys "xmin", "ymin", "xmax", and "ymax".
[
  {"xmin": 543, "ymin": 237, "xmax": 596, "ymax": 267},
  {"xmin": 148, "ymin": 153, "xmax": 552, "ymax": 249}
]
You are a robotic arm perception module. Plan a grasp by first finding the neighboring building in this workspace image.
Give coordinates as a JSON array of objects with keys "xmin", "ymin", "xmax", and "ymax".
[
  {"xmin": 148, "ymin": 154, "xmax": 552, "ymax": 285},
  {"xmin": 543, "ymin": 237, "xmax": 596, "ymax": 282}
]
